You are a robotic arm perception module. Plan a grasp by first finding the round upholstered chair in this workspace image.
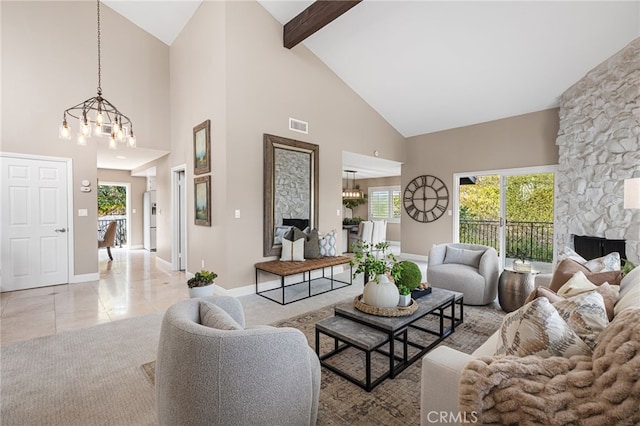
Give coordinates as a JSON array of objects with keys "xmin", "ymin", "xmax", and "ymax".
[
  {"xmin": 427, "ymin": 243, "xmax": 499, "ymax": 305},
  {"xmin": 155, "ymin": 296, "xmax": 320, "ymax": 426}
]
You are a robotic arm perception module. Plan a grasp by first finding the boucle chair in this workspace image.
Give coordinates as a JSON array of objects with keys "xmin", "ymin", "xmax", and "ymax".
[
  {"xmin": 155, "ymin": 296, "xmax": 321, "ymax": 426},
  {"xmin": 427, "ymin": 243, "xmax": 499, "ymax": 305}
]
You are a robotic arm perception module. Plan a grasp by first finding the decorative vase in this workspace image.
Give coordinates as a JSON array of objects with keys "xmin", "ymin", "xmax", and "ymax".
[
  {"xmin": 398, "ymin": 294, "xmax": 412, "ymax": 307},
  {"xmin": 188, "ymin": 283, "xmax": 215, "ymax": 298},
  {"xmin": 363, "ymin": 274, "xmax": 399, "ymax": 308}
]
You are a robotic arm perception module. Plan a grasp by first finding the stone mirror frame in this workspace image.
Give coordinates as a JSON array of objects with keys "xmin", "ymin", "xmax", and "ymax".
[{"xmin": 263, "ymin": 134, "xmax": 319, "ymax": 257}]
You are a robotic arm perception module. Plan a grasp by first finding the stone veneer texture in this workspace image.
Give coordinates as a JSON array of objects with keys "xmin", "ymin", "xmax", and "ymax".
[
  {"xmin": 274, "ymin": 148, "xmax": 311, "ymax": 226},
  {"xmin": 556, "ymin": 37, "xmax": 640, "ymax": 264}
]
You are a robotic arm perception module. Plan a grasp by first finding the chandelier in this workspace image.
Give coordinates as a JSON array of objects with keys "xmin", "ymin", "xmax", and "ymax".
[
  {"xmin": 59, "ymin": 0, "xmax": 136, "ymax": 149},
  {"xmin": 342, "ymin": 170, "xmax": 364, "ymax": 200}
]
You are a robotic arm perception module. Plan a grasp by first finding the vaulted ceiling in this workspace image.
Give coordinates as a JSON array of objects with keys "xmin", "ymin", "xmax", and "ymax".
[{"xmin": 102, "ymin": 1, "xmax": 640, "ymax": 172}]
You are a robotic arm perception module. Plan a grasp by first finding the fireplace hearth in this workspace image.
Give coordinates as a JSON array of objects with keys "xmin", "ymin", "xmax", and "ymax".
[{"xmin": 573, "ymin": 235, "xmax": 626, "ymax": 261}]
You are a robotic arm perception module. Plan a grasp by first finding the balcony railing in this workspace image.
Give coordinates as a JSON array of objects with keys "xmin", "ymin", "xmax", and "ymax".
[
  {"xmin": 460, "ymin": 219, "xmax": 554, "ymax": 263},
  {"xmin": 98, "ymin": 217, "xmax": 127, "ymax": 247}
]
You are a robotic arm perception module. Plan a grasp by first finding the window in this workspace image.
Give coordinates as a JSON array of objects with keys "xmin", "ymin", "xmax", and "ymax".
[{"xmin": 369, "ymin": 186, "xmax": 401, "ymax": 223}]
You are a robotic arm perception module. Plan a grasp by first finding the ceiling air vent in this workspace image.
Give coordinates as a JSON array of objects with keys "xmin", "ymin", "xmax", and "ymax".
[{"xmin": 289, "ymin": 118, "xmax": 308, "ymax": 134}]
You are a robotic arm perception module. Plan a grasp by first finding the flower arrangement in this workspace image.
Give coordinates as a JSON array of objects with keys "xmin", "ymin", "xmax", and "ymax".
[
  {"xmin": 187, "ymin": 270, "xmax": 218, "ymax": 288},
  {"xmin": 350, "ymin": 241, "xmax": 402, "ymax": 283}
]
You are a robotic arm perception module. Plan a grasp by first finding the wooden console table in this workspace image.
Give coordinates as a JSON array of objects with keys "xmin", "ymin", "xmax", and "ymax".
[{"xmin": 255, "ymin": 256, "xmax": 353, "ymax": 305}]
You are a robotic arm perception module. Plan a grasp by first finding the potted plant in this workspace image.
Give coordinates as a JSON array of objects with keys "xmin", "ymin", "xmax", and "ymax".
[
  {"xmin": 513, "ymin": 248, "xmax": 532, "ymax": 272},
  {"xmin": 392, "ymin": 260, "xmax": 422, "ymax": 306},
  {"xmin": 351, "ymin": 241, "xmax": 402, "ymax": 308},
  {"xmin": 187, "ymin": 270, "xmax": 218, "ymax": 298}
]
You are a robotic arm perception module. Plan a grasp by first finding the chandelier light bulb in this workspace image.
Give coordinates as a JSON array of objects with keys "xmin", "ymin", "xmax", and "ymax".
[
  {"xmin": 109, "ymin": 135, "xmax": 117, "ymax": 150},
  {"xmin": 96, "ymin": 110, "xmax": 104, "ymax": 125},
  {"xmin": 116, "ymin": 128, "xmax": 124, "ymax": 142},
  {"xmin": 128, "ymin": 132, "xmax": 136, "ymax": 148},
  {"xmin": 77, "ymin": 133, "xmax": 87, "ymax": 146},
  {"xmin": 81, "ymin": 120, "xmax": 91, "ymax": 137},
  {"xmin": 59, "ymin": 122, "xmax": 71, "ymax": 140}
]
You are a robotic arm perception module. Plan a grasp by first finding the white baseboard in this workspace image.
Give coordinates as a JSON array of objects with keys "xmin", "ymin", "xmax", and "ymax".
[
  {"xmin": 155, "ymin": 256, "xmax": 173, "ymax": 270},
  {"xmin": 127, "ymin": 244, "xmax": 144, "ymax": 250},
  {"xmin": 70, "ymin": 273, "xmax": 100, "ymax": 283}
]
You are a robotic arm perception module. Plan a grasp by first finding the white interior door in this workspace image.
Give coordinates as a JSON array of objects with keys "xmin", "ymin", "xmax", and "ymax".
[{"xmin": 1, "ymin": 156, "xmax": 69, "ymax": 292}]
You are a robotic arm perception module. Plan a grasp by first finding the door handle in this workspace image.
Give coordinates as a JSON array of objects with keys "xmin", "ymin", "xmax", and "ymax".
[{"xmin": 55, "ymin": 228, "xmax": 67, "ymax": 233}]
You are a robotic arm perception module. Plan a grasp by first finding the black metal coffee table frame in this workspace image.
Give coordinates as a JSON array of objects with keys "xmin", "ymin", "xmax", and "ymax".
[{"xmin": 315, "ymin": 288, "xmax": 463, "ymax": 391}]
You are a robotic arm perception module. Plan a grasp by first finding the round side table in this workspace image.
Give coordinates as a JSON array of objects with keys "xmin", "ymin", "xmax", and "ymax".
[{"xmin": 498, "ymin": 268, "xmax": 539, "ymax": 313}]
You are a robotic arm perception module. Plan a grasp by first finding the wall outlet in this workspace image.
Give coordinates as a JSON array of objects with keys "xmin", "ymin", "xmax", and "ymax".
[
  {"xmin": 201, "ymin": 259, "xmax": 205, "ymax": 268},
  {"xmin": 132, "ymin": 209, "xmax": 136, "ymax": 214},
  {"xmin": 337, "ymin": 209, "xmax": 341, "ymax": 216},
  {"xmin": 78, "ymin": 209, "xmax": 88, "ymax": 217},
  {"xmin": 235, "ymin": 209, "xmax": 241, "ymax": 219}
]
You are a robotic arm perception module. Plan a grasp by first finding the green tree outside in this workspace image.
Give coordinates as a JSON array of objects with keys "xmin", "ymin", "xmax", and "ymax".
[{"xmin": 98, "ymin": 185, "xmax": 126, "ymax": 217}]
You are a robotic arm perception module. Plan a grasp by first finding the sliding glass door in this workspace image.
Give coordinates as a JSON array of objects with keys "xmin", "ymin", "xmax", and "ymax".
[{"xmin": 456, "ymin": 168, "xmax": 555, "ymax": 272}]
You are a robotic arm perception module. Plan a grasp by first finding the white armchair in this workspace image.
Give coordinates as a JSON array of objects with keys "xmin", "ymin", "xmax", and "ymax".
[
  {"xmin": 155, "ymin": 296, "xmax": 321, "ymax": 426},
  {"xmin": 427, "ymin": 243, "xmax": 499, "ymax": 305}
]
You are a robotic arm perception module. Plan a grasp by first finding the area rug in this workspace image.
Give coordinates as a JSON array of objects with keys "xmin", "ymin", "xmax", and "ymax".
[{"xmin": 142, "ymin": 301, "xmax": 505, "ymax": 425}]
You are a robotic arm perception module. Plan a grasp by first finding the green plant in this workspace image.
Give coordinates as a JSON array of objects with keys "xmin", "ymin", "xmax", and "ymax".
[
  {"xmin": 392, "ymin": 261, "xmax": 422, "ymax": 295},
  {"xmin": 342, "ymin": 189, "xmax": 367, "ymax": 211},
  {"xmin": 187, "ymin": 270, "xmax": 218, "ymax": 288},
  {"xmin": 342, "ymin": 216, "xmax": 363, "ymax": 226},
  {"xmin": 622, "ymin": 259, "xmax": 636, "ymax": 276},
  {"xmin": 350, "ymin": 241, "xmax": 401, "ymax": 283}
]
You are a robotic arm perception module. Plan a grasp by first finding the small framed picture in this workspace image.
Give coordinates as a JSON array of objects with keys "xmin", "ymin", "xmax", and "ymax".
[
  {"xmin": 194, "ymin": 175, "xmax": 211, "ymax": 226},
  {"xmin": 193, "ymin": 119, "xmax": 211, "ymax": 175}
]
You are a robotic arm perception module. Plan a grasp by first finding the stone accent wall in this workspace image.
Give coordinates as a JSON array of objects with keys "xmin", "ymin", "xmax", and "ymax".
[
  {"xmin": 556, "ymin": 37, "xmax": 640, "ymax": 264},
  {"xmin": 274, "ymin": 148, "xmax": 311, "ymax": 226}
]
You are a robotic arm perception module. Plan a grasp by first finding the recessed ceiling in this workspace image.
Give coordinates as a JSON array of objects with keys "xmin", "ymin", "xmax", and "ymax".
[
  {"xmin": 343, "ymin": 151, "xmax": 402, "ymax": 179},
  {"xmin": 97, "ymin": 144, "xmax": 169, "ymax": 172}
]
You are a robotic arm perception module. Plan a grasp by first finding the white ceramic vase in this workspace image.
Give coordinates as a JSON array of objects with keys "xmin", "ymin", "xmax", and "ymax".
[
  {"xmin": 188, "ymin": 283, "xmax": 215, "ymax": 298},
  {"xmin": 363, "ymin": 274, "xmax": 399, "ymax": 308}
]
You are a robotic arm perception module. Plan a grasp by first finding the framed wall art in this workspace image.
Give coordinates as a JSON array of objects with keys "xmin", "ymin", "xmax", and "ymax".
[
  {"xmin": 193, "ymin": 119, "xmax": 211, "ymax": 175},
  {"xmin": 194, "ymin": 175, "xmax": 211, "ymax": 226}
]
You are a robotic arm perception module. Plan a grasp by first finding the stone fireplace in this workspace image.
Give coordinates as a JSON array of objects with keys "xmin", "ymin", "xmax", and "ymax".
[{"xmin": 555, "ymin": 37, "xmax": 640, "ymax": 265}]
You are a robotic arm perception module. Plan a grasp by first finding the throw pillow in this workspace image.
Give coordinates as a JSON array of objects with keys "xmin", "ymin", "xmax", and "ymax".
[
  {"xmin": 199, "ymin": 301, "xmax": 243, "ymax": 331},
  {"xmin": 619, "ymin": 265, "xmax": 640, "ymax": 300},
  {"xmin": 553, "ymin": 291, "xmax": 609, "ymax": 350},
  {"xmin": 281, "ymin": 238, "xmax": 304, "ymax": 261},
  {"xmin": 556, "ymin": 271, "xmax": 618, "ymax": 321},
  {"xmin": 557, "ymin": 247, "xmax": 621, "ymax": 272},
  {"xmin": 523, "ymin": 286, "xmax": 565, "ymax": 305},
  {"xmin": 319, "ymin": 230, "xmax": 337, "ymax": 257},
  {"xmin": 443, "ymin": 246, "xmax": 484, "ymax": 268},
  {"xmin": 494, "ymin": 297, "xmax": 592, "ymax": 358},
  {"xmin": 549, "ymin": 259, "xmax": 622, "ymax": 292},
  {"xmin": 284, "ymin": 227, "xmax": 321, "ymax": 259}
]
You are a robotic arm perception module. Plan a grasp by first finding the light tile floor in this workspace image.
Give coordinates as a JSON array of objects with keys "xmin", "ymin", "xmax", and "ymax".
[{"xmin": 1, "ymin": 248, "xmax": 365, "ymax": 345}]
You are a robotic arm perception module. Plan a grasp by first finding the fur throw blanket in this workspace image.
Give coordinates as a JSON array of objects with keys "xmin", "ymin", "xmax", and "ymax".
[{"xmin": 459, "ymin": 308, "xmax": 640, "ymax": 425}]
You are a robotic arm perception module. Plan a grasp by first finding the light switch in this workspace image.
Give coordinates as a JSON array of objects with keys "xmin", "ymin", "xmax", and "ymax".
[
  {"xmin": 132, "ymin": 209, "xmax": 136, "ymax": 214},
  {"xmin": 78, "ymin": 209, "xmax": 88, "ymax": 217},
  {"xmin": 235, "ymin": 209, "xmax": 241, "ymax": 219},
  {"xmin": 337, "ymin": 209, "xmax": 341, "ymax": 216}
]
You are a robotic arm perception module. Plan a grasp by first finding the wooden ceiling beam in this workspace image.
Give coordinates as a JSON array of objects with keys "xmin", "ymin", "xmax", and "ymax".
[{"xmin": 284, "ymin": 0, "xmax": 362, "ymax": 49}]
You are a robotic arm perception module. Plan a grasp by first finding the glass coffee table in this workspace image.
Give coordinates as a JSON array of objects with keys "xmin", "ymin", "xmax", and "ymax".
[{"xmin": 315, "ymin": 287, "xmax": 463, "ymax": 391}]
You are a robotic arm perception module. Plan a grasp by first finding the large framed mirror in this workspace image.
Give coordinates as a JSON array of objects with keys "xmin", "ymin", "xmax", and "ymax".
[{"xmin": 264, "ymin": 134, "xmax": 319, "ymax": 257}]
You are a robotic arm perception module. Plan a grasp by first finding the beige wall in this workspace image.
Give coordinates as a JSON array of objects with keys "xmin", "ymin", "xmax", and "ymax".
[
  {"xmin": 346, "ymin": 176, "xmax": 402, "ymax": 241},
  {"xmin": 167, "ymin": 1, "xmax": 405, "ymax": 289},
  {"xmin": 97, "ymin": 169, "xmax": 147, "ymax": 248},
  {"xmin": 1, "ymin": 1, "xmax": 170, "ymax": 277},
  {"xmin": 402, "ymin": 109, "xmax": 560, "ymax": 256}
]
